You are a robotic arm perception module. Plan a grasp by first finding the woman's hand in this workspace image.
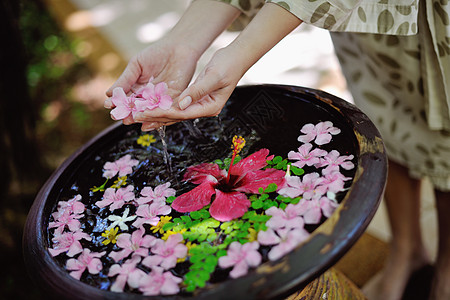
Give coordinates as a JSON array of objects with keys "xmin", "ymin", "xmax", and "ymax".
[{"xmin": 133, "ymin": 3, "xmax": 303, "ymax": 131}]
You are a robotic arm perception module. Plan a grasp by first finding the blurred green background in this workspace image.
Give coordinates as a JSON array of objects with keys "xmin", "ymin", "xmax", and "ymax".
[{"xmin": 0, "ymin": 0, "xmax": 115, "ymax": 298}]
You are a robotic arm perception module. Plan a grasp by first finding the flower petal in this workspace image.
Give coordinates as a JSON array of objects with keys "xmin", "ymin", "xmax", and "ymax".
[
  {"xmin": 209, "ymin": 190, "xmax": 250, "ymax": 222},
  {"xmin": 172, "ymin": 181, "xmax": 215, "ymax": 212},
  {"xmin": 235, "ymin": 168, "xmax": 285, "ymax": 194}
]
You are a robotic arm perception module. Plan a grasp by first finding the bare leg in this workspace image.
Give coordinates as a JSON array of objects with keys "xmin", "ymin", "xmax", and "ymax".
[
  {"xmin": 364, "ymin": 160, "xmax": 431, "ymax": 300},
  {"xmin": 429, "ymin": 190, "xmax": 450, "ymax": 300}
]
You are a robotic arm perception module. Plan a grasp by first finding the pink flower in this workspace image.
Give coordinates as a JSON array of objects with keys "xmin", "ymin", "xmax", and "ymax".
[
  {"xmin": 138, "ymin": 266, "xmax": 182, "ymax": 296},
  {"xmin": 298, "ymin": 121, "xmax": 341, "ymax": 145},
  {"xmin": 265, "ymin": 204, "xmax": 304, "ymax": 230},
  {"xmin": 66, "ymin": 248, "xmax": 106, "ymax": 280},
  {"xmin": 132, "ymin": 202, "xmax": 171, "ymax": 227},
  {"xmin": 287, "ymin": 143, "xmax": 327, "ymax": 168},
  {"xmin": 49, "ymin": 231, "xmax": 92, "ymax": 257},
  {"xmin": 56, "ymin": 194, "xmax": 85, "ymax": 216},
  {"xmin": 218, "ymin": 241, "xmax": 262, "ymax": 278},
  {"xmin": 321, "ymin": 170, "xmax": 352, "ymax": 193},
  {"xmin": 109, "ymin": 227, "xmax": 156, "ymax": 262},
  {"xmin": 278, "ymin": 173, "xmax": 327, "ymax": 200},
  {"xmin": 172, "ymin": 149, "xmax": 286, "ymax": 221},
  {"xmin": 297, "ymin": 198, "xmax": 322, "ymax": 224},
  {"xmin": 103, "ymin": 154, "xmax": 139, "ymax": 179},
  {"xmin": 95, "ymin": 186, "xmax": 135, "ymax": 211},
  {"xmin": 108, "ymin": 256, "xmax": 146, "ymax": 292},
  {"xmin": 48, "ymin": 209, "xmax": 83, "ymax": 235},
  {"xmin": 318, "ymin": 150, "xmax": 355, "ymax": 174},
  {"xmin": 136, "ymin": 182, "xmax": 176, "ymax": 205},
  {"xmin": 319, "ymin": 196, "xmax": 339, "ymax": 218},
  {"xmin": 134, "ymin": 81, "xmax": 173, "ymax": 111},
  {"xmin": 258, "ymin": 228, "xmax": 309, "ymax": 261},
  {"xmin": 110, "ymin": 87, "xmax": 143, "ymax": 120},
  {"xmin": 142, "ymin": 234, "xmax": 187, "ymax": 270}
]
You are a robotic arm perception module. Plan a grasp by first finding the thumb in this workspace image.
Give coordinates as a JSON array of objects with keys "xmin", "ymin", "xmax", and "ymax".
[
  {"xmin": 106, "ymin": 59, "xmax": 141, "ymax": 97},
  {"xmin": 178, "ymin": 73, "xmax": 221, "ymax": 110}
]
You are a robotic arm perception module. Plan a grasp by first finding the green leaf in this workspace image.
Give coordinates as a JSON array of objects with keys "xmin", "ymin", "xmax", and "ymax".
[
  {"xmin": 264, "ymin": 183, "xmax": 278, "ymax": 193},
  {"xmin": 166, "ymin": 196, "xmax": 176, "ymax": 204},
  {"xmin": 273, "ymin": 156, "xmax": 283, "ymax": 164},
  {"xmin": 290, "ymin": 165, "xmax": 305, "ymax": 176}
]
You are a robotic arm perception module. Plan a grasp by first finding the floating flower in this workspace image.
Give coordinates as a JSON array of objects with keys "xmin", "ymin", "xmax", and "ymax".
[
  {"xmin": 110, "ymin": 176, "xmax": 128, "ymax": 189},
  {"xmin": 321, "ymin": 170, "xmax": 352, "ymax": 193},
  {"xmin": 150, "ymin": 216, "xmax": 172, "ymax": 234},
  {"xmin": 66, "ymin": 248, "xmax": 106, "ymax": 280},
  {"xmin": 56, "ymin": 194, "xmax": 85, "ymax": 216},
  {"xmin": 298, "ymin": 121, "xmax": 341, "ymax": 145},
  {"xmin": 103, "ymin": 154, "xmax": 139, "ymax": 179},
  {"xmin": 48, "ymin": 209, "xmax": 83, "ymax": 235},
  {"xmin": 319, "ymin": 195, "xmax": 339, "ymax": 218},
  {"xmin": 172, "ymin": 136, "xmax": 286, "ymax": 221},
  {"xmin": 96, "ymin": 186, "xmax": 135, "ymax": 211},
  {"xmin": 101, "ymin": 227, "xmax": 120, "ymax": 245},
  {"xmin": 108, "ymin": 256, "xmax": 146, "ymax": 292},
  {"xmin": 278, "ymin": 172, "xmax": 327, "ymax": 200},
  {"xmin": 258, "ymin": 227, "xmax": 309, "ymax": 261},
  {"xmin": 318, "ymin": 150, "xmax": 355, "ymax": 174},
  {"xmin": 107, "ymin": 207, "xmax": 137, "ymax": 231},
  {"xmin": 142, "ymin": 234, "xmax": 187, "ymax": 270},
  {"xmin": 109, "ymin": 227, "xmax": 156, "ymax": 262},
  {"xmin": 265, "ymin": 204, "xmax": 304, "ymax": 230},
  {"xmin": 218, "ymin": 241, "xmax": 261, "ymax": 278},
  {"xmin": 132, "ymin": 202, "xmax": 172, "ymax": 228},
  {"xmin": 48, "ymin": 231, "xmax": 92, "ymax": 257},
  {"xmin": 138, "ymin": 266, "xmax": 182, "ymax": 296},
  {"xmin": 136, "ymin": 182, "xmax": 176, "ymax": 205},
  {"xmin": 287, "ymin": 143, "xmax": 327, "ymax": 168},
  {"xmin": 137, "ymin": 134, "xmax": 156, "ymax": 147}
]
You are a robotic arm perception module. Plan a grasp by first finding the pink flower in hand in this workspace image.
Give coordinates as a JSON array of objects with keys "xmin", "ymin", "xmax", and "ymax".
[
  {"xmin": 110, "ymin": 87, "xmax": 143, "ymax": 120},
  {"xmin": 288, "ymin": 143, "xmax": 327, "ymax": 168},
  {"xmin": 218, "ymin": 241, "xmax": 262, "ymax": 278},
  {"xmin": 108, "ymin": 256, "xmax": 146, "ymax": 292},
  {"xmin": 109, "ymin": 227, "xmax": 156, "ymax": 262},
  {"xmin": 132, "ymin": 202, "xmax": 172, "ymax": 227},
  {"xmin": 95, "ymin": 186, "xmax": 135, "ymax": 211},
  {"xmin": 134, "ymin": 81, "xmax": 173, "ymax": 111},
  {"xmin": 258, "ymin": 227, "xmax": 309, "ymax": 261},
  {"xmin": 136, "ymin": 182, "xmax": 176, "ymax": 205},
  {"xmin": 103, "ymin": 154, "xmax": 139, "ymax": 179},
  {"xmin": 298, "ymin": 121, "xmax": 341, "ymax": 145},
  {"xmin": 66, "ymin": 248, "xmax": 106, "ymax": 280},
  {"xmin": 142, "ymin": 234, "xmax": 187, "ymax": 270},
  {"xmin": 138, "ymin": 266, "xmax": 182, "ymax": 296},
  {"xmin": 49, "ymin": 231, "xmax": 92, "ymax": 257}
]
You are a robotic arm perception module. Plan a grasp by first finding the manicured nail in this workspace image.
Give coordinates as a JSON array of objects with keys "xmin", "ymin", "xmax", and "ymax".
[{"xmin": 179, "ymin": 96, "xmax": 192, "ymax": 110}]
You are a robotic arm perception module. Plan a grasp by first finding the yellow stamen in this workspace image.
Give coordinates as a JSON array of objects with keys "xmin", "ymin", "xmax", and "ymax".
[{"xmin": 231, "ymin": 135, "xmax": 246, "ymax": 155}]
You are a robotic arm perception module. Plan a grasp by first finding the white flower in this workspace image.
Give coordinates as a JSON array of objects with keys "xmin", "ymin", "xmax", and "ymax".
[{"xmin": 107, "ymin": 207, "xmax": 137, "ymax": 231}]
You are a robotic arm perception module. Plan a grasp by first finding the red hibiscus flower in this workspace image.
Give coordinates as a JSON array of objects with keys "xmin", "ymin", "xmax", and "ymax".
[{"xmin": 172, "ymin": 136, "xmax": 286, "ymax": 221}]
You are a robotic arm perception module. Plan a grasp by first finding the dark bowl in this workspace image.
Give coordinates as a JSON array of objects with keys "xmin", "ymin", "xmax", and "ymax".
[{"xmin": 23, "ymin": 84, "xmax": 387, "ymax": 299}]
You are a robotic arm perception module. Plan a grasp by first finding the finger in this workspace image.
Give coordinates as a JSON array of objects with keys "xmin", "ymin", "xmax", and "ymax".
[
  {"xmin": 141, "ymin": 121, "xmax": 177, "ymax": 132},
  {"xmin": 104, "ymin": 98, "xmax": 113, "ymax": 109},
  {"xmin": 106, "ymin": 57, "xmax": 142, "ymax": 97},
  {"xmin": 178, "ymin": 71, "xmax": 222, "ymax": 110}
]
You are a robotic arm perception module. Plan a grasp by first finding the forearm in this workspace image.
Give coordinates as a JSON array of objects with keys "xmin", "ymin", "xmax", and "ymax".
[
  {"xmin": 165, "ymin": 0, "xmax": 241, "ymax": 57},
  {"xmin": 223, "ymin": 2, "xmax": 303, "ymax": 76}
]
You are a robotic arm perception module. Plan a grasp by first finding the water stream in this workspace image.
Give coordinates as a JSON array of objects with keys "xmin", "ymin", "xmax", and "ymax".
[{"xmin": 157, "ymin": 125, "xmax": 173, "ymax": 174}]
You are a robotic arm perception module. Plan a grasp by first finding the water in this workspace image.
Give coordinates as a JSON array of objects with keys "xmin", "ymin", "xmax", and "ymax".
[{"xmin": 157, "ymin": 125, "xmax": 173, "ymax": 174}]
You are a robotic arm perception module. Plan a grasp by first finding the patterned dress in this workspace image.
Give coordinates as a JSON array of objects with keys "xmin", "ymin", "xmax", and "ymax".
[{"xmin": 216, "ymin": 0, "xmax": 450, "ymax": 191}]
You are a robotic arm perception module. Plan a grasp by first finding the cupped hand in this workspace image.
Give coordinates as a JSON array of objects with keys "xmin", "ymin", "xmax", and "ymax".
[{"xmin": 133, "ymin": 46, "xmax": 246, "ymax": 131}]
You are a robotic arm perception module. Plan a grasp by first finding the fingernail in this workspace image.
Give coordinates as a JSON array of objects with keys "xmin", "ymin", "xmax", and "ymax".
[{"xmin": 179, "ymin": 96, "xmax": 192, "ymax": 110}]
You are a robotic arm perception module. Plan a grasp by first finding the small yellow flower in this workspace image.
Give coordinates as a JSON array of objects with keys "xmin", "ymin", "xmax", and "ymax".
[
  {"xmin": 110, "ymin": 176, "xmax": 128, "ymax": 189},
  {"xmin": 101, "ymin": 227, "xmax": 119, "ymax": 245},
  {"xmin": 247, "ymin": 227, "xmax": 258, "ymax": 242},
  {"xmin": 150, "ymin": 216, "xmax": 172, "ymax": 234},
  {"xmin": 137, "ymin": 134, "xmax": 156, "ymax": 147},
  {"xmin": 162, "ymin": 228, "xmax": 186, "ymax": 241}
]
